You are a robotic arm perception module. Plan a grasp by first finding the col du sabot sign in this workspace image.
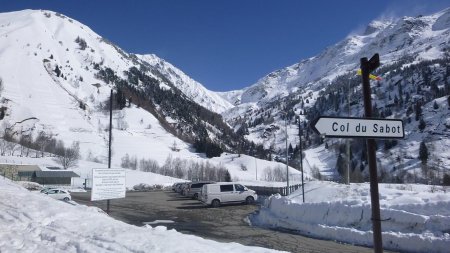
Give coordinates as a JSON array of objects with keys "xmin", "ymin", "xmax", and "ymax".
[{"xmin": 311, "ymin": 116, "xmax": 404, "ymax": 139}]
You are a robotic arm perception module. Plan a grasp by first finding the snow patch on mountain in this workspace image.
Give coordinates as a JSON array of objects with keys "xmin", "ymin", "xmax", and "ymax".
[{"xmin": 138, "ymin": 54, "xmax": 233, "ymax": 113}]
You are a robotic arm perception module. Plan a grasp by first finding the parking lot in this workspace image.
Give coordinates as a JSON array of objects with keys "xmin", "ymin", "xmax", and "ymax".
[{"xmin": 72, "ymin": 190, "xmax": 374, "ymax": 253}]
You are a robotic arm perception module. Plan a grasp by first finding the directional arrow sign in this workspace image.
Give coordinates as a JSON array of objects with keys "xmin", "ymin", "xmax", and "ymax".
[{"xmin": 311, "ymin": 116, "xmax": 404, "ymax": 139}]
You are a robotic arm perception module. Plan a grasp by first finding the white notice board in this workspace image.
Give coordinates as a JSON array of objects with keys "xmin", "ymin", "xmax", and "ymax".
[{"xmin": 91, "ymin": 168, "xmax": 126, "ymax": 201}]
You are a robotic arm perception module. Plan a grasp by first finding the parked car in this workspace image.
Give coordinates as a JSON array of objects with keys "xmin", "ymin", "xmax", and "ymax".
[
  {"xmin": 179, "ymin": 182, "xmax": 190, "ymax": 195},
  {"xmin": 41, "ymin": 188, "xmax": 71, "ymax": 201},
  {"xmin": 40, "ymin": 187, "xmax": 57, "ymax": 193},
  {"xmin": 200, "ymin": 182, "xmax": 257, "ymax": 207},
  {"xmin": 184, "ymin": 181, "xmax": 215, "ymax": 199},
  {"xmin": 172, "ymin": 183, "xmax": 182, "ymax": 192}
]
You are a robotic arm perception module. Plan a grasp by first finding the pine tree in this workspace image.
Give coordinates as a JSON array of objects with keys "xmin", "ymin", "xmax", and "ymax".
[
  {"xmin": 419, "ymin": 141, "xmax": 428, "ymax": 164},
  {"xmin": 115, "ymin": 89, "xmax": 126, "ymax": 109},
  {"xmin": 398, "ymin": 82, "xmax": 403, "ymax": 105},
  {"xmin": 336, "ymin": 154, "xmax": 345, "ymax": 177},
  {"xmin": 443, "ymin": 174, "xmax": 450, "ymax": 186},
  {"xmin": 415, "ymin": 102, "xmax": 422, "ymax": 121},
  {"xmin": 433, "ymin": 100, "xmax": 439, "ymax": 110},
  {"xmin": 224, "ymin": 170, "xmax": 232, "ymax": 182},
  {"xmin": 54, "ymin": 65, "xmax": 61, "ymax": 77},
  {"xmin": 418, "ymin": 118, "xmax": 426, "ymax": 131}
]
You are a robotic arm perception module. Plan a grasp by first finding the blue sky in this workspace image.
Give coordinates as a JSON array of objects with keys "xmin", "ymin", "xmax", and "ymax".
[{"xmin": 1, "ymin": 0, "xmax": 450, "ymax": 91}]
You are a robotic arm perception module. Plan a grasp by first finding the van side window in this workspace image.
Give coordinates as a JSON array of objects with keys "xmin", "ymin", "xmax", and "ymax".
[
  {"xmin": 235, "ymin": 184, "xmax": 245, "ymax": 191},
  {"xmin": 220, "ymin": 184, "xmax": 234, "ymax": 192}
]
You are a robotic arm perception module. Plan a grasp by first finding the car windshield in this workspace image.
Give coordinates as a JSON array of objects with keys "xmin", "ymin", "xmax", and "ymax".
[
  {"xmin": 235, "ymin": 184, "xmax": 245, "ymax": 191},
  {"xmin": 40, "ymin": 188, "xmax": 54, "ymax": 193}
]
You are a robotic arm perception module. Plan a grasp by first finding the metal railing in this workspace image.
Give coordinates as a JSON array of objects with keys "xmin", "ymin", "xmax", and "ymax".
[{"xmin": 247, "ymin": 183, "xmax": 303, "ymax": 196}]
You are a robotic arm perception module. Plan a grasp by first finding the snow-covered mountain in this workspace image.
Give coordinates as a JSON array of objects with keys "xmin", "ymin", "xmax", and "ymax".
[
  {"xmin": 0, "ymin": 9, "xmax": 295, "ymax": 183},
  {"xmin": 220, "ymin": 8, "xmax": 450, "ymax": 182},
  {"xmin": 222, "ymin": 8, "xmax": 450, "ymax": 107},
  {"xmin": 0, "ymin": 9, "xmax": 242, "ymax": 168}
]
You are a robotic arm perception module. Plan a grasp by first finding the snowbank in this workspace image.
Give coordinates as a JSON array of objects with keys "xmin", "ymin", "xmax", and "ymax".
[
  {"xmin": 0, "ymin": 178, "xmax": 283, "ymax": 253},
  {"xmin": 251, "ymin": 181, "xmax": 450, "ymax": 253}
]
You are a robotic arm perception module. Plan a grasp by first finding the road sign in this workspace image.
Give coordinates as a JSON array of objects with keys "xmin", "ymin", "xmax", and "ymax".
[
  {"xmin": 311, "ymin": 116, "xmax": 404, "ymax": 139},
  {"xmin": 91, "ymin": 168, "xmax": 126, "ymax": 201}
]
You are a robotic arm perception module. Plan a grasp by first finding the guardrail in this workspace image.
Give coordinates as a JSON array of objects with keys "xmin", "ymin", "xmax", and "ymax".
[{"xmin": 246, "ymin": 183, "xmax": 303, "ymax": 196}]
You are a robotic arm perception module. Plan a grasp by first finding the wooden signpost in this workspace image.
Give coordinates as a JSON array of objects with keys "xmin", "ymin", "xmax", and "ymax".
[{"xmin": 312, "ymin": 54, "xmax": 403, "ymax": 253}]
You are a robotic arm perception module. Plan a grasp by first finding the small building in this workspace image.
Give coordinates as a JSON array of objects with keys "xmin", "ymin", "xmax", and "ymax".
[
  {"xmin": 33, "ymin": 170, "xmax": 79, "ymax": 185},
  {"xmin": 0, "ymin": 164, "xmax": 79, "ymax": 186},
  {"xmin": 16, "ymin": 165, "xmax": 41, "ymax": 180}
]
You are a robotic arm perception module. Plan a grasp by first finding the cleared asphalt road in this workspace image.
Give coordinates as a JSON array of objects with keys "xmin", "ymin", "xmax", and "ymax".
[{"xmin": 72, "ymin": 191, "xmax": 375, "ymax": 253}]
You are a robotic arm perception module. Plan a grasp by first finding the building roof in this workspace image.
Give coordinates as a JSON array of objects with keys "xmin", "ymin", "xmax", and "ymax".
[
  {"xmin": 46, "ymin": 166, "xmax": 63, "ymax": 170},
  {"xmin": 0, "ymin": 164, "xmax": 41, "ymax": 172},
  {"xmin": 35, "ymin": 171, "xmax": 79, "ymax": 178}
]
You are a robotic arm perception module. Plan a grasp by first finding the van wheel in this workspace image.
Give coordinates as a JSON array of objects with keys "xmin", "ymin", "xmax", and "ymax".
[
  {"xmin": 246, "ymin": 196, "xmax": 254, "ymax": 204},
  {"xmin": 63, "ymin": 197, "xmax": 70, "ymax": 201},
  {"xmin": 211, "ymin": 199, "xmax": 220, "ymax": 208},
  {"xmin": 193, "ymin": 193, "xmax": 199, "ymax": 199}
]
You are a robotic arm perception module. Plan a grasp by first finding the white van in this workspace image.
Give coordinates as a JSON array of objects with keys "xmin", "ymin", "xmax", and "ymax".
[{"xmin": 200, "ymin": 182, "xmax": 257, "ymax": 207}]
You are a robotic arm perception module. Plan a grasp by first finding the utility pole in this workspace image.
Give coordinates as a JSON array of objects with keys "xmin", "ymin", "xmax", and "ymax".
[
  {"xmin": 361, "ymin": 54, "xmax": 383, "ymax": 253},
  {"xmin": 285, "ymin": 114, "xmax": 289, "ymax": 195},
  {"xmin": 299, "ymin": 120, "xmax": 305, "ymax": 203},
  {"xmin": 346, "ymin": 79, "xmax": 351, "ymax": 185},
  {"xmin": 107, "ymin": 89, "xmax": 113, "ymax": 214},
  {"xmin": 255, "ymin": 157, "xmax": 258, "ymax": 181}
]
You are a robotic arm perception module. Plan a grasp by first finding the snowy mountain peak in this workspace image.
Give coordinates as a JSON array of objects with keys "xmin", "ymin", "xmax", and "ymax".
[{"xmin": 363, "ymin": 20, "xmax": 392, "ymax": 35}]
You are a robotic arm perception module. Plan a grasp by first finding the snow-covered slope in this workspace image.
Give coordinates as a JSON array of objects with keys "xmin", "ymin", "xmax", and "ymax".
[
  {"xmin": 138, "ymin": 54, "xmax": 233, "ymax": 113},
  {"xmin": 252, "ymin": 181, "xmax": 450, "ymax": 253},
  {"xmin": 0, "ymin": 177, "xmax": 282, "ymax": 253},
  {"xmin": 0, "ymin": 9, "xmax": 231, "ymax": 168}
]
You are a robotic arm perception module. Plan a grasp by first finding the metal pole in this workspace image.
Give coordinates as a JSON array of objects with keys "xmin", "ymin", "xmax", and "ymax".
[
  {"xmin": 255, "ymin": 158, "xmax": 258, "ymax": 181},
  {"xmin": 107, "ymin": 89, "xmax": 113, "ymax": 214},
  {"xmin": 361, "ymin": 56, "xmax": 383, "ymax": 253},
  {"xmin": 285, "ymin": 115, "xmax": 289, "ymax": 195},
  {"xmin": 299, "ymin": 121, "xmax": 304, "ymax": 203},
  {"xmin": 347, "ymin": 79, "xmax": 351, "ymax": 184}
]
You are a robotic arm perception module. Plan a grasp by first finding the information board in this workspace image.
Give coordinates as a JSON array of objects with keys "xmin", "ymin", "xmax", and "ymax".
[{"xmin": 91, "ymin": 168, "xmax": 126, "ymax": 201}]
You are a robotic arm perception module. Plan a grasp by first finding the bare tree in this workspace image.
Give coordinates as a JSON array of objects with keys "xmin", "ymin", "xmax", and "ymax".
[
  {"xmin": 7, "ymin": 141, "xmax": 18, "ymax": 156},
  {"xmin": 0, "ymin": 139, "xmax": 7, "ymax": 156},
  {"xmin": 161, "ymin": 155, "xmax": 173, "ymax": 176},
  {"xmin": 173, "ymin": 157, "xmax": 185, "ymax": 178},
  {"xmin": 35, "ymin": 131, "xmax": 51, "ymax": 158},
  {"xmin": 121, "ymin": 153, "xmax": 130, "ymax": 168},
  {"xmin": 139, "ymin": 158, "xmax": 159, "ymax": 172},
  {"xmin": 54, "ymin": 141, "xmax": 80, "ymax": 169},
  {"xmin": 19, "ymin": 134, "xmax": 32, "ymax": 157},
  {"xmin": 0, "ymin": 77, "xmax": 3, "ymax": 96},
  {"xmin": 116, "ymin": 111, "xmax": 128, "ymax": 130}
]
